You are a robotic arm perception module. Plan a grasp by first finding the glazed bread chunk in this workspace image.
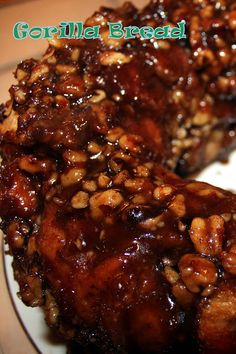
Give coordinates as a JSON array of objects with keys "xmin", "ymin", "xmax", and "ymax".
[
  {"xmin": 1, "ymin": 0, "xmax": 236, "ymax": 174},
  {"xmin": 0, "ymin": 1, "xmax": 236, "ymax": 354},
  {"xmin": 1, "ymin": 126, "xmax": 236, "ymax": 353}
]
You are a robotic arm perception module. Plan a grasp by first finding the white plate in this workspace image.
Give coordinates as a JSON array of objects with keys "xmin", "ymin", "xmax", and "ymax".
[
  {"xmin": 195, "ymin": 150, "xmax": 236, "ymax": 192},
  {"xmin": 3, "ymin": 150, "xmax": 236, "ymax": 353}
]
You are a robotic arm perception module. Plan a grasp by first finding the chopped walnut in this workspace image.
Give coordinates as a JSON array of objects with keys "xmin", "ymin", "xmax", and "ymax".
[
  {"xmin": 172, "ymin": 90, "xmax": 185, "ymax": 105},
  {"xmin": 204, "ymin": 130, "xmax": 224, "ymax": 163},
  {"xmin": 61, "ymin": 168, "xmax": 86, "ymax": 187},
  {"xmin": 113, "ymin": 170, "xmax": 129, "ymax": 185},
  {"xmin": 169, "ymin": 194, "xmax": 186, "ymax": 217},
  {"xmin": 178, "ymin": 220, "xmax": 187, "ymax": 232},
  {"xmin": 135, "ymin": 165, "xmax": 150, "ymax": 178},
  {"xmin": 54, "ymin": 95, "xmax": 69, "ymax": 108},
  {"xmin": 87, "ymin": 141, "xmax": 103, "ymax": 155},
  {"xmin": 0, "ymin": 108, "xmax": 18, "ymax": 134},
  {"xmin": 198, "ymin": 188, "xmax": 225, "ymax": 199},
  {"xmin": 179, "ymin": 254, "xmax": 217, "ymax": 293},
  {"xmin": 71, "ymin": 191, "xmax": 89, "ymax": 209},
  {"xmin": 82, "ymin": 180, "xmax": 97, "ymax": 192},
  {"xmin": 119, "ymin": 134, "xmax": 143, "ymax": 154},
  {"xmin": 100, "ymin": 51, "xmax": 132, "ymax": 66},
  {"xmin": 47, "ymin": 55, "xmax": 56, "ymax": 64},
  {"xmin": 14, "ymin": 88, "xmax": 26, "ymax": 104},
  {"xmin": 189, "ymin": 15, "xmax": 201, "ymax": 47},
  {"xmin": 153, "ymin": 185, "xmax": 174, "ymax": 201},
  {"xmin": 220, "ymin": 213, "xmax": 232, "ymax": 222},
  {"xmin": 131, "ymin": 194, "xmax": 147, "ymax": 204},
  {"xmin": 20, "ymin": 275, "xmax": 43, "ymax": 307},
  {"xmin": 164, "ymin": 266, "xmax": 180, "ymax": 285},
  {"xmin": 71, "ymin": 48, "xmax": 80, "ymax": 61},
  {"xmin": 221, "ymin": 245, "xmax": 236, "ymax": 275},
  {"xmin": 47, "ymin": 36, "xmax": 80, "ymax": 48},
  {"xmin": 190, "ymin": 215, "xmax": 224, "ymax": 255},
  {"xmin": 85, "ymin": 12, "xmax": 107, "ymax": 27},
  {"xmin": 172, "ymin": 280, "xmax": 195, "ymax": 308},
  {"xmin": 27, "ymin": 235, "xmax": 37, "ymax": 256},
  {"xmin": 201, "ymin": 284, "xmax": 215, "ymax": 297},
  {"xmin": 139, "ymin": 214, "xmax": 165, "ymax": 231},
  {"xmin": 7, "ymin": 220, "xmax": 25, "ymax": 250},
  {"xmin": 89, "ymin": 189, "xmax": 124, "ymax": 220},
  {"xmin": 28, "ymin": 64, "xmax": 49, "ymax": 84},
  {"xmin": 186, "ymin": 182, "xmax": 225, "ymax": 199},
  {"xmin": 200, "ymin": 5, "xmax": 214, "ymax": 18},
  {"xmin": 55, "ymin": 64, "xmax": 77, "ymax": 74},
  {"xmin": 18, "ymin": 156, "xmax": 52, "ymax": 174},
  {"xmin": 74, "ymin": 238, "xmax": 83, "ymax": 250},
  {"xmin": 16, "ymin": 68, "xmax": 28, "ymax": 82},
  {"xmin": 106, "ymin": 127, "xmax": 125, "ymax": 143},
  {"xmin": 108, "ymin": 151, "xmax": 131, "ymax": 174},
  {"xmin": 97, "ymin": 173, "xmax": 111, "ymax": 189},
  {"xmin": 89, "ymin": 89, "xmax": 107, "ymax": 103},
  {"xmin": 124, "ymin": 178, "xmax": 145, "ymax": 193},
  {"xmin": 63, "ymin": 150, "xmax": 88, "ymax": 163},
  {"xmin": 44, "ymin": 291, "xmax": 59, "ymax": 326},
  {"xmin": 192, "ymin": 111, "xmax": 212, "ymax": 126},
  {"xmin": 56, "ymin": 76, "xmax": 85, "ymax": 96},
  {"xmin": 101, "ymin": 30, "xmax": 125, "ymax": 49},
  {"xmin": 176, "ymin": 127, "xmax": 187, "ymax": 139},
  {"xmin": 228, "ymin": 10, "xmax": 236, "ymax": 30}
]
